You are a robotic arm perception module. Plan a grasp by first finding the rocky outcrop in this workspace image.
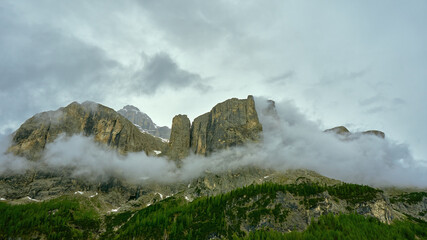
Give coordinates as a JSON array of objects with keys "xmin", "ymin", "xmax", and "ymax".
[
  {"xmin": 201, "ymin": 95, "xmax": 262, "ymax": 154},
  {"xmin": 168, "ymin": 95, "xmax": 263, "ymax": 159},
  {"xmin": 168, "ymin": 115, "xmax": 191, "ymax": 160},
  {"xmin": 362, "ymin": 130, "xmax": 385, "ymax": 139},
  {"xmin": 325, "ymin": 126, "xmax": 350, "ymax": 135},
  {"xmin": 190, "ymin": 95, "xmax": 262, "ymax": 155},
  {"xmin": 118, "ymin": 105, "xmax": 171, "ymax": 139},
  {"xmin": 8, "ymin": 101, "xmax": 167, "ymax": 160},
  {"xmin": 190, "ymin": 113, "xmax": 210, "ymax": 155},
  {"xmin": 325, "ymin": 126, "xmax": 385, "ymax": 139}
]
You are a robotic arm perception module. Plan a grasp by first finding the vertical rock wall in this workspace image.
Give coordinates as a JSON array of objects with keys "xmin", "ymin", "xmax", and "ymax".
[
  {"xmin": 168, "ymin": 95, "xmax": 263, "ymax": 159},
  {"xmin": 168, "ymin": 115, "xmax": 191, "ymax": 160}
]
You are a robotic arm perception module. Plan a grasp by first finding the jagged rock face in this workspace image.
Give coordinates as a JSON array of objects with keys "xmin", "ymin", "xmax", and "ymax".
[
  {"xmin": 168, "ymin": 95, "xmax": 263, "ymax": 159},
  {"xmin": 190, "ymin": 95, "xmax": 263, "ymax": 155},
  {"xmin": 325, "ymin": 126, "xmax": 385, "ymax": 139},
  {"xmin": 168, "ymin": 115, "xmax": 191, "ymax": 160},
  {"xmin": 118, "ymin": 105, "xmax": 171, "ymax": 139},
  {"xmin": 8, "ymin": 101, "xmax": 167, "ymax": 160}
]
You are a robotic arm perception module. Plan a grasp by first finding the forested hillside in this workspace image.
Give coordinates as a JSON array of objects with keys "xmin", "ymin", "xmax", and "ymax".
[{"xmin": 1, "ymin": 182, "xmax": 426, "ymax": 239}]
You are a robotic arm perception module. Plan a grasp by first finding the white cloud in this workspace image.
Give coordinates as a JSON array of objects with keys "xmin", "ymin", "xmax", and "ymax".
[
  {"xmin": 1, "ymin": 98, "xmax": 426, "ymax": 188},
  {"xmin": 0, "ymin": 0, "xmax": 426, "ymax": 161}
]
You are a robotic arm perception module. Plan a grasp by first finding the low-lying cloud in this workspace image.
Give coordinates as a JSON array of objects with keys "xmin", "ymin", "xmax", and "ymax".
[{"xmin": 1, "ymin": 97, "xmax": 426, "ymax": 188}]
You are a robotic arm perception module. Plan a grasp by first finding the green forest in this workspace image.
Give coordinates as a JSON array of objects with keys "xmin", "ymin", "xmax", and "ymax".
[{"xmin": 1, "ymin": 182, "xmax": 426, "ymax": 239}]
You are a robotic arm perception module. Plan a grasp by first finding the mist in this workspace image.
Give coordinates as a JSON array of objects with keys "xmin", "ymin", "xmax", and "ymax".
[
  {"xmin": 254, "ymin": 97, "xmax": 427, "ymax": 188},
  {"xmin": 1, "ymin": 97, "xmax": 426, "ymax": 188}
]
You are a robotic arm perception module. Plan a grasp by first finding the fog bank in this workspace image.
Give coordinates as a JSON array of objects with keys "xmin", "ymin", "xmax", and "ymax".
[{"xmin": 1, "ymin": 97, "xmax": 426, "ymax": 188}]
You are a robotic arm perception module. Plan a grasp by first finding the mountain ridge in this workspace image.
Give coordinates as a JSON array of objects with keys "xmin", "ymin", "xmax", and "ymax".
[
  {"xmin": 7, "ymin": 101, "xmax": 167, "ymax": 160},
  {"xmin": 1, "ymin": 96, "xmax": 426, "ymax": 239}
]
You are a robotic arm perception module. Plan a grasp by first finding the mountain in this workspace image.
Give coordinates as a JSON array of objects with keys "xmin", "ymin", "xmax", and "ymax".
[
  {"xmin": 1, "ymin": 96, "xmax": 427, "ymax": 239},
  {"xmin": 7, "ymin": 101, "xmax": 168, "ymax": 160},
  {"xmin": 325, "ymin": 126, "xmax": 385, "ymax": 139},
  {"xmin": 168, "ymin": 95, "xmax": 263, "ymax": 160},
  {"xmin": 117, "ymin": 105, "xmax": 171, "ymax": 140}
]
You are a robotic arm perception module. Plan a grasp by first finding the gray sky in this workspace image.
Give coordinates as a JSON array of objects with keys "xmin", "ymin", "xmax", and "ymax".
[{"xmin": 1, "ymin": 0, "xmax": 426, "ymax": 161}]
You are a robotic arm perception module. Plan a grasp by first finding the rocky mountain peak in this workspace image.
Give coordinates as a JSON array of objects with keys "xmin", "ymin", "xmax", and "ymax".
[
  {"xmin": 168, "ymin": 115, "xmax": 191, "ymax": 160},
  {"xmin": 325, "ymin": 126, "xmax": 350, "ymax": 135},
  {"xmin": 121, "ymin": 105, "xmax": 141, "ymax": 112},
  {"xmin": 325, "ymin": 126, "xmax": 385, "ymax": 139},
  {"xmin": 118, "ymin": 105, "xmax": 171, "ymax": 140},
  {"xmin": 8, "ymin": 101, "xmax": 167, "ymax": 160},
  {"xmin": 192, "ymin": 95, "xmax": 262, "ymax": 155},
  {"xmin": 168, "ymin": 95, "xmax": 263, "ymax": 160}
]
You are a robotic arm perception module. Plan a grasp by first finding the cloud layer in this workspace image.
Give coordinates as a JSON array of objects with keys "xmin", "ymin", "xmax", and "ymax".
[
  {"xmin": 1, "ymin": 98, "xmax": 426, "ymax": 188},
  {"xmin": 1, "ymin": 1, "xmax": 426, "ymax": 162}
]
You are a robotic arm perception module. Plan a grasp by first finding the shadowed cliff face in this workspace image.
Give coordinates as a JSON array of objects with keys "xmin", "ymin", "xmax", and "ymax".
[
  {"xmin": 168, "ymin": 95, "xmax": 263, "ymax": 160},
  {"xmin": 7, "ymin": 101, "xmax": 168, "ymax": 160}
]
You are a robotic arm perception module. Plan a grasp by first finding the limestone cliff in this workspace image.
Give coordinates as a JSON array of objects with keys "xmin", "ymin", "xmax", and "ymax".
[
  {"xmin": 8, "ymin": 101, "xmax": 167, "ymax": 160},
  {"xmin": 190, "ymin": 113, "xmax": 210, "ymax": 155},
  {"xmin": 168, "ymin": 115, "xmax": 191, "ymax": 160},
  {"xmin": 191, "ymin": 95, "xmax": 262, "ymax": 155},
  {"xmin": 167, "ymin": 95, "xmax": 263, "ymax": 159}
]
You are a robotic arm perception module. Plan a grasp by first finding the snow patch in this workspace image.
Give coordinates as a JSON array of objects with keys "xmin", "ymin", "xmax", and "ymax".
[
  {"xmin": 156, "ymin": 192, "xmax": 163, "ymax": 199},
  {"xmin": 0, "ymin": 197, "xmax": 6, "ymax": 201},
  {"xmin": 74, "ymin": 191, "xmax": 84, "ymax": 195},
  {"xmin": 154, "ymin": 150, "xmax": 161, "ymax": 155},
  {"xmin": 146, "ymin": 203, "xmax": 151, "ymax": 207},
  {"xmin": 263, "ymin": 176, "xmax": 269, "ymax": 179},
  {"xmin": 188, "ymin": 183, "xmax": 191, "ymax": 188},
  {"xmin": 89, "ymin": 192, "xmax": 98, "ymax": 198},
  {"xmin": 111, "ymin": 207, "xmax": 120, "ymax": 213},
  {"xmin": 27, "ymin": 196, "xmax": 40, "ymax": 202}
]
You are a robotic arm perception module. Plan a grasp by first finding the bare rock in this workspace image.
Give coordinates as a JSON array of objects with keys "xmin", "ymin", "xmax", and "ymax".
[
  {"xmin": 8, "ymin": 101, "xmax": 167, "ymax": 160},
  {"xmin": 190, "ymin": 95, "xmax": 263, "ymax": 155},
  {"xmin": 168, "ymin": 115, "xmax": 191, "ymax": 160},
  {"xmin": 118, "ymin": 105, "xmax": 171, "ymax": 139}
]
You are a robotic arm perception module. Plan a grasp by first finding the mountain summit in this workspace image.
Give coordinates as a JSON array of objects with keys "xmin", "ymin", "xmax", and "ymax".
[
  {"xmin": 1, "ymin": 96, "xmax": 427, "ymax": 239},
  {"xmin": 8, "ymin": 101, "xmax": 167, "ymax": 160},
  {"xmin": 168, "ymin": 95, "xmax": 263, "ymax": 160},
  {"xmin": 117, "ymin": 105, "xmax": 171, "ymax": 140}
]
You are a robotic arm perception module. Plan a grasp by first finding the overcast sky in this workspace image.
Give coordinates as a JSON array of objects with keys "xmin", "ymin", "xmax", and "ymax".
[{"xmin": 1, "ymin": 1, "xmax": 426, "ymax": 161}]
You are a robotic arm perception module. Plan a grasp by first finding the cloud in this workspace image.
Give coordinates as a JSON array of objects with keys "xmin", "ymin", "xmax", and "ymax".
[
  {"xmin": 266, "ymin": 71, "xmax": 295, "ymax": 84},
  {"xmin": 359, "ymin": 95, "xmax": 383, "ymax": 106},
  {"xmin": 132, "ymin": 52, "xmax": 211, "ymax": 94},
  {"xmin": 0, "ymin": 135, "xmax": 33, "ymax": 175},
  {"xmin": 1, "ymin": 97, "xmax": 426, "ymax": 188},
  {"xmin": 254, "ymin": 97, "xmax": 427, "ymax": 188},
  {"xmin": 0, "ymin": 3, "xmax": 121, "ymax": 133}
]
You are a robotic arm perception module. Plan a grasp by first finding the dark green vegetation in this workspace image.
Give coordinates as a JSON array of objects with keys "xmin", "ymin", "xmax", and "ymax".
[
  {"xmin": 106, "ymin": 182, "xmax": 384, "ymax": 239},
  {"xmin": 238, "ymin": 214, "xmax": 427, "ymax": 240},
  {"xmin": 0, "ymin": 196, "xmax": 100, "ymax": 239},
  {"xmin": 1, "ymin": 182, "xmax": 426, "ymax": 239},
  {"xmin": 391, "ymin": 192, "xmax": 427, "ymax": 204}
]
